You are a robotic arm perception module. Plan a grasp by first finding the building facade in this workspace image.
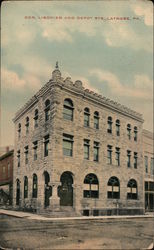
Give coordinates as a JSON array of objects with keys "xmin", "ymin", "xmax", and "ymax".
[
  {"xmin": 143, "ymin": 129, "xmax": 154, "ymax": 212},
  {"xmin": 13, "ymin": 65, "xmax": 145, "ymax": 216},
  {"xmin": 0, "ymin": 149, "xmax": 14, "ymax": 205}
]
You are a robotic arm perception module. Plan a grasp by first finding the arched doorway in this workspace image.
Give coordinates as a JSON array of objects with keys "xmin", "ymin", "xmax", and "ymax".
[
  {"xmin": 16, "ymin": 179, "xmax": 20, "ymax": 206},
  {"xmin": 44, "ymin": 171, "xmax": 52, "ymax": 208},
  {"xmin": 58, "ymin": 171, "xmax": 73, "ymax": 206}
]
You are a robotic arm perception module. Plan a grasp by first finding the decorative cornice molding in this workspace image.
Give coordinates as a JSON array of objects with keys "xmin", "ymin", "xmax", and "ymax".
[{"xmin": 13, "ymin": 74, "xmax": 144, "ymax": 123}]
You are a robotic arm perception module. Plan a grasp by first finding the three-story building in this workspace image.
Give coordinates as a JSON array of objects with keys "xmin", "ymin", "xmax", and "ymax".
[{"xmin": 13, "ymin": 64, "xmax": 144, "ymax": 216}]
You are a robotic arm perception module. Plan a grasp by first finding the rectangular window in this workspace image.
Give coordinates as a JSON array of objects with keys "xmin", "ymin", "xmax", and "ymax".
[
  {"xmin": 116, "ymin": 125, "xmax": 120, "ymax": 136},
  {"xmin": 94, "ymin": 117, "xmax": 99, "ymax": 129},
  {"xmin": 2, "ymin": 166, "xmax": 5, "ymax": 177},
  {"xmin": 94, "ymin": 141, "xmax": 99, "ymax": 162},
  {"xmin": 84, "ymin": 114, "xmax": 90, "ymax": 127},
  {"xmin": 127, "ymin": 150, "xmax": 131, "ymax": 167},
  {"xmin": 8, "ymin": 163, "xmax": 10, "ymax": 178},
  {"xmin": 44, "ymin": 135, "xmax": 49, "ymax": 157},
  {"xmin": 63, "ymin": 134, "xmax": 74, "ymax": 157},
  {"xmin": 107, "ymin": 145, "xmax": 112, "ymax": 164},
  {"xmin": 151, "ymin": 158, "xmax": 154, "ymax": 175},
  {"xmin": 127, "ymin": 126, "xmax": 131, "ymax": 140},
  {"xmin": 134, "ymin": 152, "xmax": 138, "ymax": 169},
  {"xmin": 84, "ymin": 139, "xmax": 90, "ymax": 160},
  {"xmin": 115, "ymin": 147, "xmax": 120, "ymax": 166},
  {"xmin": 33, "ymin": 141, "xmax": 38, "ymax": 160},
  {"xmin": 134, "ymin": 131, "xmax": 137, "ymax": 141},
  {"xmin": 24, "ymin": 146, "xmax": 29, "ymax": 164},
  {"xmin": 145, "ymin": 156, "xmax": 148, "ymax": 173},
  {"xmin": 17, "ymin": 150, "xmax": 20, "ymax": 167}
]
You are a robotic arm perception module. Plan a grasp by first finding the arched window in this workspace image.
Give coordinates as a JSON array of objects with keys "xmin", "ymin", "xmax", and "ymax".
[
  {"xmin": 24, "ymin": 176, "xmax": 28, "ymax": 199},
  {"xmin": 107, "ymin": 116, "xmax": 112, "ymax": 133},
  {"xmin": 83, "ymin": 173, "xmax": 99, "ymax": 198},
  {"xmin": 116, "ymin": 119, "xmax": 120, "ymax": 136},
  {"xmin": 84, "ymin": 108, "xmax": 90, "ymax": 127},
  {"xmin": 32, "ymin": 174, "xmax": 38, "ymax": 198},
  {"xmin": 94, "ymin": 111, "xmax": 99, "ymax": 129},
  {"xmin": 45, "ymin": 99, "xmax": 50, "ymax": 122},
  {"xmin": 107, "ymin": 176, "xmax": 120, "ymax": 199},
  {"xmin": 25, "ymin": 117, "xmax": 29, "ymax": 134},
  {"xmin": 127, "ymin": 124, "xmax": 131, "ymax": 140},
  {"xmin": 63, "ymin": 98, "xmax": 74, "ymax": 121},
  {"xmin": 134, "ymin": 126, "xmax": 138, "ymax": 141},
  {"xmin": 127, "ymin": 179, "xmax": 137, "ymax": 200},
  {"xmin": 18, "ymin": 123, "xmax": 21, "ymax": 138},
  {"xmin": 34, "ymin": 109, "xmax": 38, "ymax": 128}
]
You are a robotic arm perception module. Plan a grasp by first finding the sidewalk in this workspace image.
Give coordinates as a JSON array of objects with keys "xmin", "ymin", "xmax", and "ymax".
[{"xmin": 0, "ymin": 209, "xmax": 154, "ymax": 221}]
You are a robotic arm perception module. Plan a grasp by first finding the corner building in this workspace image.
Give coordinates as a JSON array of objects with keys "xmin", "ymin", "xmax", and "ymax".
[{"xmin": 13, "ymin": 65, "xmax": 144, "ymax": 216}]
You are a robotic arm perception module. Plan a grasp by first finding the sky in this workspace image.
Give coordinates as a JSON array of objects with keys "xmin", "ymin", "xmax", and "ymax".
[{"xmin": 1, "ymin": 0, "xmax": 153, "ymax": 147}]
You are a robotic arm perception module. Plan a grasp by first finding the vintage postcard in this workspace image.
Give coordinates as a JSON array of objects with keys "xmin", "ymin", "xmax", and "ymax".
[{"xmin": 0, "ymin": 0, "xmax": 153, "ymax": 249}]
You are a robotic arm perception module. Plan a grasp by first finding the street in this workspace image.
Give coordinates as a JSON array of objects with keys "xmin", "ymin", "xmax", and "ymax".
[{"xmin": 0, "ymin": 215, "xmax": 153, "ymax": 249}]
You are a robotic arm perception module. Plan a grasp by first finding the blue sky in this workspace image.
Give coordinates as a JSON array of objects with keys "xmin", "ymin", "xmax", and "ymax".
[{"xmin": 1, "ymin": 0, "xmax": 153, "ymax": 147}]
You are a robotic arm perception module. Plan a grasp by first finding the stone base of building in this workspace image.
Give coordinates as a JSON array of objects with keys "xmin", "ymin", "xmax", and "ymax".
[{"xmin": 82, "ymin": 208, "xmax": 144, "ymax": 216}]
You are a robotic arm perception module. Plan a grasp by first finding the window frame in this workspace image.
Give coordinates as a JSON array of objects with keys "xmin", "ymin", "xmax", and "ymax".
[{"xmin": 63, "ymin": 134, "xmax": 74, "ymax": 157}]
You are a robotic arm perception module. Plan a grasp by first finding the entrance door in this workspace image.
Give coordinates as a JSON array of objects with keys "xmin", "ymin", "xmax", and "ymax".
[
  {"xmin": 44, "ymin": 171, "xmax": 52, "ymax": 208},
  {"xmin": 16, "ymin": 180, "xmax": 20, "ymax": 206},
  {"xmin": 59, "ymin": 172, "xmax": 73, "ymax": 206}
]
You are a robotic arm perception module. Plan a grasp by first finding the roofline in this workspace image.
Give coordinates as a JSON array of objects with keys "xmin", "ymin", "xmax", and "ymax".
[{"xmin": 0, "ymin": 150, "xmax": 14, "ymax": 161}]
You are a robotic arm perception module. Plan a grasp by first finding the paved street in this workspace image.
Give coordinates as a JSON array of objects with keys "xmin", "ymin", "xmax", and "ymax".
[{"xmin": 0, "ymin": 213, "xmax": 153, "ymax": 249}]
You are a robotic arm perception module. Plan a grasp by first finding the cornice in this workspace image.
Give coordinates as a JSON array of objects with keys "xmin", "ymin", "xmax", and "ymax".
[{"xmin": 13, "ymin": 74, "xmax": 144, "ymax": 123}]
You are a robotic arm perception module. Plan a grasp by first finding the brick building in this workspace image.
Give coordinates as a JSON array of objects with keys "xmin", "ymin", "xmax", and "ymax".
[
  {"xmin": 143, "ymin": 129, "xmax": 154, "ymax": 212},
  {"xmin": 13, "ymin": 64, "xmax": 145, "ymax": 216},
  {"xmin": 0, "ymin": 149, "xmax": 14, "ymax": 205}
]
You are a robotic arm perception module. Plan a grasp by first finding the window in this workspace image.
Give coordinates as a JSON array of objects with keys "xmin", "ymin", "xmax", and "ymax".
[
  {"xmin": 8, "ymin": 163, "xmax": 10, "ymax": 178},
  {"xmin": 134, "ymin": 126, "xmax": 138, "ymax": 141},
  {"xmin": 17, "ymin": 150, "xmax": 20, "ymax": 167},
  {"xmin": 94, "ymin": 141, "xmax": 99, "ymax": 162},
  {"xmin": 2, "ymin": 166, "xmax": 5, "ymax": 177},
  {"xmin": 44, "ymin": 135, "xmax": 49, "ymax": 157},
  {"xmin": 145, "ymin": 156, "xmax": 148, "ymax": 173},
  {"xmin": 32, "ymin": 174, "xmax": 37, "ymax": 198},
  {"xmin": 127, "ymin": 124, "xmax": 131, "ymax": 140},
  {"xmin": 94, "ymin": 111, "xmax": 99, "ymax": 129},
  {"xmin": 107, "ymin": 116, "xmax": 112, "ymax": 133},
  {"xmin": 33, "ymin": 141, "xmax": 38, "ymax": 160},
  {"xmin": 107, "ymin": 176, "xmax": 120, "ymax": 199},
  {"xmin": 84, "ymin": 139, "xmax": 90, "ymax": 160},
  {"xmin": 151, "ymin": 158, "xmax": 154, "ymax": 175},
  {"xmin": 116, "ymin": 120, "xmax": 120, "ymax": 136},
  {"xmin": 127, "ymin": 150, "xmax": 131, "ymax": 167},
  {"xmin": 18, "ymin": 123, "xmax": 21, "ymax": 138},
  {"xmin": 34, "ymin": 109, "xmax": 38, "ymax": 128},
  {"xmin": 83, "ymin": 173, "xmax": 99, "ymax": 198},
  {"xmin": 24, "ymin": 176, "xmax": 28, "ymax": 198},
  {"xmin": 127, "ymin": 179, "xmax": 137, "ymax": 200},
  {"xmin": 45, "ymin": 99, "xmax": 50, "ymax": 122},
  {"xmin": 84, "ymin": 108, "xmax": 90, "ymax": 127},
  {"xmin": 25, "ymin": 117, "xmax": 29, "ymax": 134},
  {"xmin": 24, "ymin": 146, "xmax": 29, "ymax": 164},
  {"xmin": 115, "ymin": 147, "xmax": 120, "ymax": 166},
  {"xmin": 63, "ymin": 99, "xmax": 74, "ymax": 121},
  {"xmin": 107, "ymin": 145, "xmax": 112, "ymax": 164},
  {"xmin": 134, "ymin": 152, "xmax": 138, "ymax": 169},
  {"xmin": 63, "ymin": 134, "xmax": 74, "ymax": 157}
]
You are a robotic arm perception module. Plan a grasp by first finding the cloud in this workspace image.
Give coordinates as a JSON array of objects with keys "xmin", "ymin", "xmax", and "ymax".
[
  {"xmin": 1, "ymin": 67, "xmax": 41, "ymax": 92},
  {"xmin": 90, "ymin": 68, "xmax": 152, "ymax": 100},
  {"xmin": 131, "ymin": 1, "xmax": 153, "ymax": 26},
  {"xmin": 102, "ymin": 22, "xmax": 152, "ymax": 52}
]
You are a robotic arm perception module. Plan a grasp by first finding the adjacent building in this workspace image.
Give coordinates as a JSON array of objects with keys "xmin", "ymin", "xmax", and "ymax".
[
  {"xmin": 0, "ymin": 149, "xmax": 14, "ymax": 205},
  {"xmin": 12, "ymin": 64, "xmax": 147, "ymax": 216},
  {"xmin": 143, "ymin": 129, "xmax": 154, "ymax": 212}
]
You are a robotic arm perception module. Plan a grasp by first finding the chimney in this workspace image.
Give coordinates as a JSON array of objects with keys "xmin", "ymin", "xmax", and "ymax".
[{"xmin": 6, "ymin": 146, "xmax": 9, "ymax": 153}]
